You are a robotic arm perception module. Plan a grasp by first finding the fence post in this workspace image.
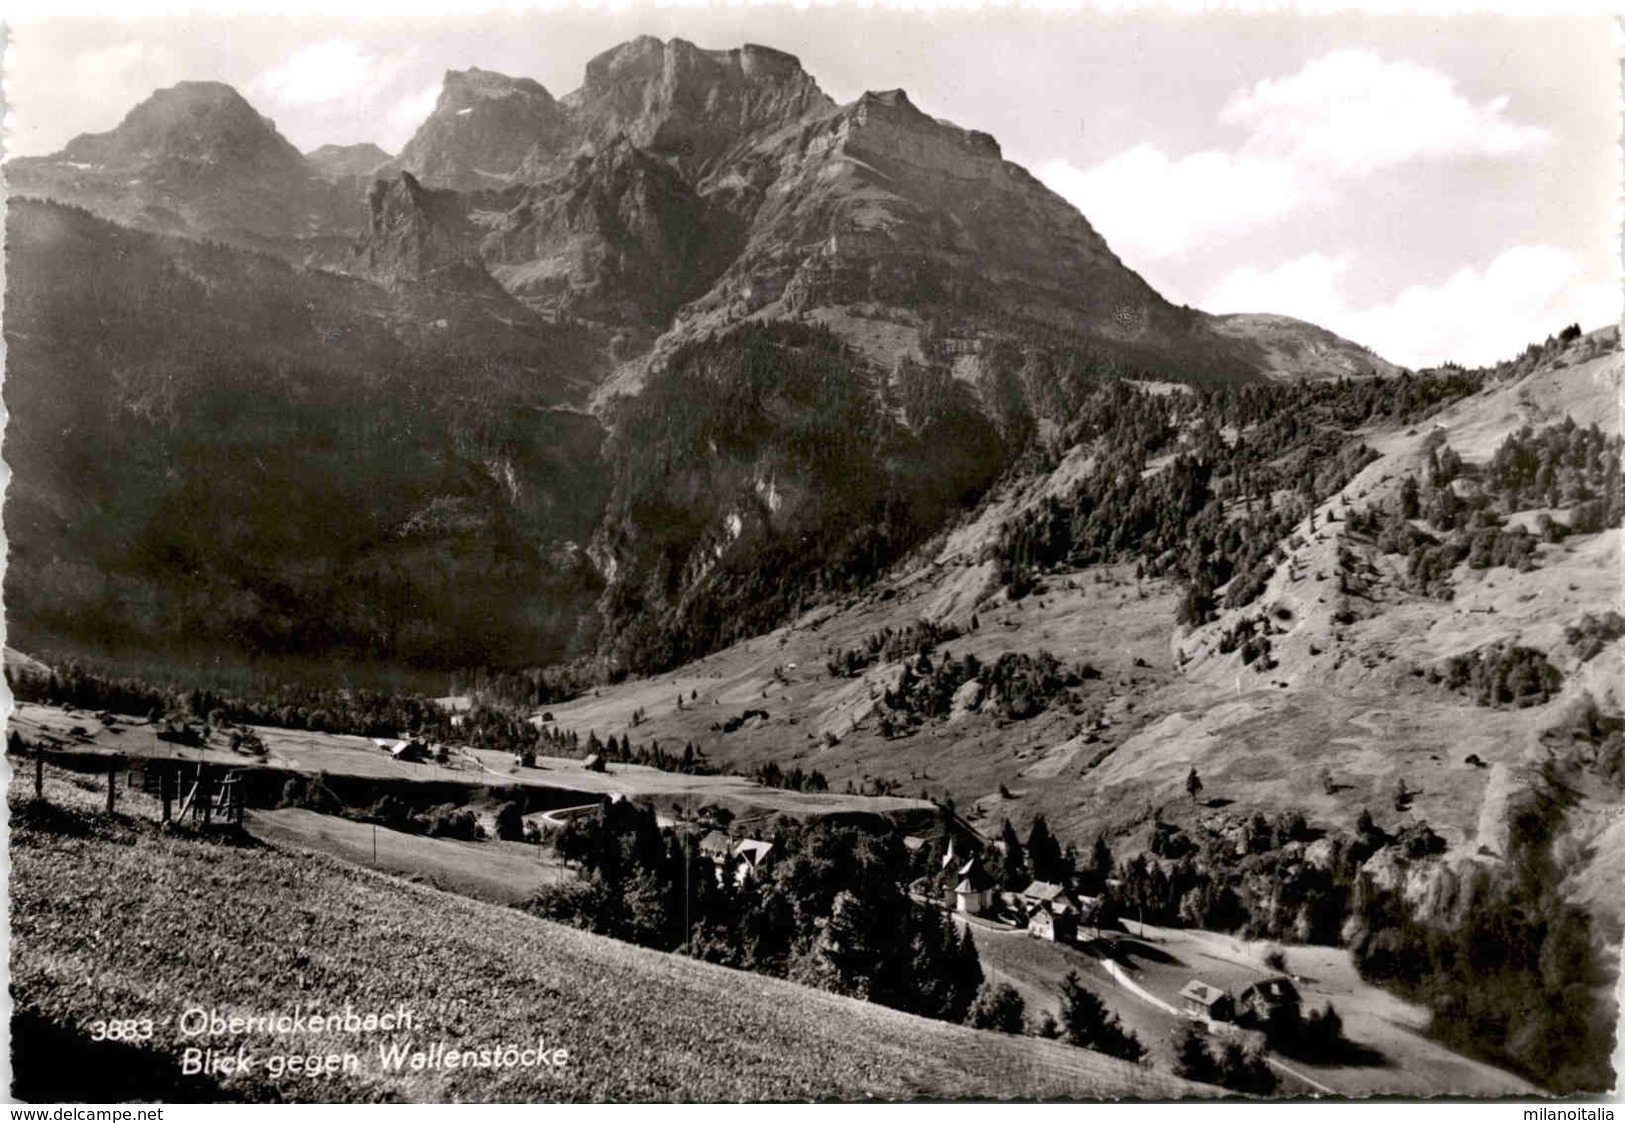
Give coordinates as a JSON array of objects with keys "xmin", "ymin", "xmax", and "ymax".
[
  {"xmin": 106, "ymin": 763, "xmax": 116, "ymax": 815},
  {"xmin": 161, "ymin": 768, "xmax": 173, "ymax": 823},
  {"xmin": 34, "ymin": 749, "xmax": 43, "ymax": 801}
]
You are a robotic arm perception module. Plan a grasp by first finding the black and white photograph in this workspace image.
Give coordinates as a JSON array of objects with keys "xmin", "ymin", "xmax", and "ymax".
[{"xmin": 1, "ymin": 0, "xmax": 1621, "ymax": 1106}]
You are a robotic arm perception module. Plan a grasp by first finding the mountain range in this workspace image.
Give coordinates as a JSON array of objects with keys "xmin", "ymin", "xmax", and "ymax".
[{"xmin": 3, "ymin": 35, "xmax": 1447, "ymax": 682}]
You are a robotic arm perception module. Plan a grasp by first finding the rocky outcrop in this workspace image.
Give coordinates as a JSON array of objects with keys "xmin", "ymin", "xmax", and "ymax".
[{"xmin": 349, "ymin": 172, "xmax": 492, "ymax": 290}]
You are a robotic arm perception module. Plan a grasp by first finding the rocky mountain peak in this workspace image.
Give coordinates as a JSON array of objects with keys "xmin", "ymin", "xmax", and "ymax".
[
  {"xmin": 58, "ymin": 80, "xmax": 305, "ymax": 174},
  {"xmin": 5, "ymin": 79, "xmax": 364, "ymax": 248},
  {"xmin": 439, "ymin": 66, "xmax": 557, "ymax": 110},
  {"xmin": 392, "ymin": 67, "xmax": 570, "ymax": 190},
  {"xmin": 567, "ymin": 36, "xmax": 833, "ymax": 174}
]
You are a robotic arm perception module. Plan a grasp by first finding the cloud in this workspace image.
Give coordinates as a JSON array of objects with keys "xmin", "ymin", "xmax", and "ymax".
[
  {"xmin": 252, "ymin": 40, "xmax": 409, "ymax": 110},
  {"xmin": 1037, "ymin": 145, "xmax": 1308, "ymax": 262},
  {"xmin": 1202, "ymin": 246, "xmax": 1619, "ymax": 368},
  {"xmin": 69, "ymin": 41, "xmax": 152, "ymax": 89},
  {"xmin": 382, "ymin": 83, "xmax": 443, "ymax": 149},
  {"xmin": 1221, "ymin": 49, "xmax": 1551, "ymax": 175},
  {"xmin": 1040, "ymin": 50, "xmax": 1550, "ymax": 262}
]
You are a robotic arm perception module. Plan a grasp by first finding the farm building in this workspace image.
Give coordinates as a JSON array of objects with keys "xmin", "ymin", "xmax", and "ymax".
[
  {"xmin": 1021, "ymin": 881, "xmax": 1081, "ymax": 942},
  {"xmin": 954, "ymin": 855, "xmax": 995, "ymax": 915},
  {"xmin": 1027, "ymin": 902, "xmax": 1076, "ymax": 943},
  {"xmin": 1021, "ymin": 880, "xmax": 1075, "ymax": 912},
  {"xmin": 389, "ymin": 739, "xmax": 428, "ymax": 763},
  {"xmin": 1238, "ymin": 977, "xmax": 1301, "ymax": 1026},
  {"xmin": 698, "ymin": 830, "xmax": 734, "ymax": 862},
  {"xmin": 1179, "ymin": 980, "xmax": 1234, "ymax": 1023}
]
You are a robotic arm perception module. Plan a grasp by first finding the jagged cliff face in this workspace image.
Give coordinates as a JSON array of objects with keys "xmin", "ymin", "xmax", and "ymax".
[
  {"xmin": 564, "ymin": 37, "xmax": 834, "ymax": 179},
  {"xmin": 480, "ymin": 138, "xmax": 734, "ymax": 329},
  {"xmin": 664, "ymin": 88, "xmax": 1209, "ymax": 362},
  {"xmin": 351, "ymin": 172, "xmax": 487, "ymax": 288}
]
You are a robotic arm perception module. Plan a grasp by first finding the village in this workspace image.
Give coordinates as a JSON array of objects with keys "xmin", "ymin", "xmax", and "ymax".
[{"xmin": 3, "ymin": 689, "xmax": 1548, "ymax": 1098}]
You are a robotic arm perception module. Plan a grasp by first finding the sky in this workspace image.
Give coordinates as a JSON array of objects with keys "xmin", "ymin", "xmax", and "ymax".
[{"xmin": 3, "ymin": 4, "xmax": 1618, "ymax": 368}]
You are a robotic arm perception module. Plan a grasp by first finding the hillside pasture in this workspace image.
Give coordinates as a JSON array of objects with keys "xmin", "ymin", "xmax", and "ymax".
[{"xmin": 9, "ymin": 763, "xmax": 1205, "ymax": 1103}]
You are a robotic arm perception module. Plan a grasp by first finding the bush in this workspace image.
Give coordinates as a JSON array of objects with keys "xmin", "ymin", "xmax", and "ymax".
[
  {"xmin": 495, "ymin": 800, "xmax": 526, "ymax": 841},
  {"xmin": 1173, "ymin": 1024, "xmax": 1218, "ymax": 1085},
  {"xmin": 966, "ymin": 982, "xmax": 1026, "ymax": 1035},
  {"xmin": 426, "ymin": 804, "xmax": 481, "ymax": 840},
  {"xmin": 1437, "ymin": 643, "xmax": 1563, "ymax": 709},
  {"xmin": 1565, "ymin": 612, "xmax": 1625, "ymax": 662}
]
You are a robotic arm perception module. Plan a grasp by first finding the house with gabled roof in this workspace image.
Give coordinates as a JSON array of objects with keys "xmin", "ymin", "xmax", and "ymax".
[
  {"xmin": 1179, "ymin": 980, "xmax": 1234, "ymax": 1022},
  {"xmin": 389, "ymin": 738, "xmax": 428, "ymax": 763},
  {"xmin": 1028, "ymin": 901, "xmax": 1076, "ymax": 942},
  {"xmin": 1021, "ymin": 880, "xmax": 1075, "ymax": 911},
  {"xmin": 698, "ymin": 830, "xmax": 734, "ymax": 861},
  {"xmin": 732, "ymin": 838, "xmax": 775, "ymax": 884},
  {"xmin": 1238, "ymin": 977, "xmax": 1300, "ymax": 1026}
]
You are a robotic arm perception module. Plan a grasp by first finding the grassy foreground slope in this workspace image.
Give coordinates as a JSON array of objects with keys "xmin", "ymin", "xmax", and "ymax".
[{"xmin": 9, "ymin": 767, "xmax": 1199, "ymax": 1103}]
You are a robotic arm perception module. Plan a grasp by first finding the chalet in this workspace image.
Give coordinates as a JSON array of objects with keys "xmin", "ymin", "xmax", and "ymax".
[
  {"xmin": 954, "ymin": 855, "xmax": 995, "ymax": 915},
  {"xmin": 582, "ymin": 753, "xmax": 606, "ymax": 773},
  {"xmin": 1028, "ymin": 902, "xmax": 1077, "ymax": 943},
  {"xmin": 902, "ymin": 835, "xmax": 927, "ymax": 854},
  {"xmin": 731, "ymin": 838, "xmax": 775, "ymax": 885},
  {"xmin": 1020, "ymin": 881, "xmax": 1077, "ymax": 941},
  {"xmin": 1179, "ymin": 980, "xmax": 1234, "ymax": 1023},
  {"xmin": 1238, "ymin": 977, "xmax": 1301, "ymax": 1026},
  {"xmin": 697, "ymin": 830, "xmax": 734, "ymax": 862},
  {"xmin": 389, "ymin": 739, "xmax": 428, "ymax": 763},
  {"xmin": 1021, "ymin": 880, "xmax": 1075, "ymax": 912}
]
